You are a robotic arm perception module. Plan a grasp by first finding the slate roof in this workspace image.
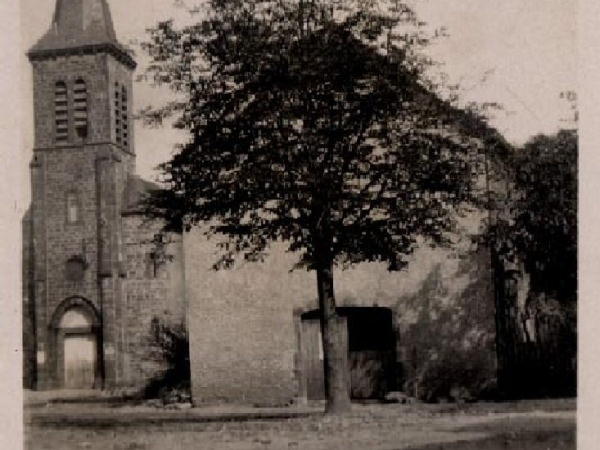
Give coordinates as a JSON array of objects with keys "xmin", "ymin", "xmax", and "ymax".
[
  {"xmin": 122, "ymin": 174, "xmax": 161, "ymax": 215},
  {"xmin": 28, "ymin": 0, "xmax": 135, "ymax": 68}
]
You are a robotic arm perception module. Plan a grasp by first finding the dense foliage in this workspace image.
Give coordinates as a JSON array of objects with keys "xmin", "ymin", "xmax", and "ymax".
[
  {"xmin": 144, "ymin": 317, "xmax": 191, "ymax": 403},
  {"xmin": 141, "ymin": 0, "xmax": 494, "ymax": 269},
  {"xmin": 486, "ymin": 129, "xmax": 577, "ymax": 399},
  {"xmin": 492, "ymin": 129, "xmax": 577, "ymax": 303}
]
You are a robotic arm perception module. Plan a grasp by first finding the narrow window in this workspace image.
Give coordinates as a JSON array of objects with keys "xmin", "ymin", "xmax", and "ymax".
[
  {"xmin": 114, "ymin": 83, "xmax": 122, "ymax": 144},
  {"xmin": 149, "ymin": 252, "xmax": 159, "ymax": 278},
  {"xmin": 73, "ymin": 79, "xmax": 88, "ymax": 139},
  {"xmin": 147, "ymin": 252, "xmax": 165, "ymax": 278},
  {"xmin": 66, "ymin": 192, "xmax": 79, "ymax": 224},
  {"xmin": 54, "ymin": 82, "xmax": 68, "ymax": 142},
  {"xmin": 121, "ymin": 86, "xmax": 128, "ymax": 148},
  {"xmin": 147, "ymin": 234, "xmax": 166, "ymax": 278}
]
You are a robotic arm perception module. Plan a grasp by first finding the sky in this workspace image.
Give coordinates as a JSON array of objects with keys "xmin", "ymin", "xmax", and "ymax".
[{"xmin": 19, "ymin": 0, "xmax": 577, "ymax": 184}]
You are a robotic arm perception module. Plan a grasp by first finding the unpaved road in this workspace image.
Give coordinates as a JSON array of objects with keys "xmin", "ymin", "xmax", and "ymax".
[{"xmin": 24, "ymin": 400, "xmax": 575, "ymax": 450}]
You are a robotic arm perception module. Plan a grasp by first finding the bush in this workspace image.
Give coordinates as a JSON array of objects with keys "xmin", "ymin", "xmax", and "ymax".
[{"xmin": 143, "ymin": 317, "xmax": 191, "ymax": 403}]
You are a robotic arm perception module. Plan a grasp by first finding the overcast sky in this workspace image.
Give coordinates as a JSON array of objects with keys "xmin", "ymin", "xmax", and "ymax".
[{"xmin": 20, "ymin": 0, "xmax": 577, "ymax": 183}]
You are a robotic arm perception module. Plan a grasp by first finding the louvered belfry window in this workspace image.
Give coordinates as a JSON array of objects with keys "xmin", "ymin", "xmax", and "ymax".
[
  {"xmin": 115, "ymin": 83, "xmax": 122, "ymax": 145},
  {"xmin": 73, "ymin": 79, "xmax": 88, "ymax": 139},
  {"xmin": 54, "ymin": 81, "xmax": 68, "ymax": 142},
  {"xmin": 121, "ymin": 86, "xmax": 128, "ymax": 147}
]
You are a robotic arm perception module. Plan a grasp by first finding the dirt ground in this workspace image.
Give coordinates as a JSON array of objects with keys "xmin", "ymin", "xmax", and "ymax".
[{"xmin": 24, "ymin": 399, "xmax": 575, "ymax": 450}]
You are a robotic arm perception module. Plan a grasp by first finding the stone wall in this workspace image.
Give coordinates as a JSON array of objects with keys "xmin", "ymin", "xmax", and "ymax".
[
  {"xmin": 184, "ymin": 226, "xmax": 496, "ymax": 405},
  {"xmin": 24, "ymin": 2, "xmax": 184, "ymax": 392},
  {"xmin": 396, "ymin": 247, "xmax": 496, "ymax": 401},
  {"xmin": 21, "ymin": 25, "xmax": 171, "ymax": 391},
  {"xmin": 31, "ymin": 52, "xmax": 135, "ymax": 154},
  {"xmin": 106, "ymin": 55, "xmax": 136, "ymax": 159},
  {"xmin": 183, "ymin": 232, "xmax": 310, "ymax": 406},
  {"xmin": 24, "ymin": 145, "xmax": 186, "ymax": 390},
  {"xmin": 32, "ymin": 54, "xmax": 108, "ymax": 148},
  {"xmin": 22, "ymin": 208, "xmax": 36, "ymax": 389},
  {"xmin": 121, "ymin": 215, "xmax": 186, "ymax": 390},
  {"xmin": 29, "ymin": 147, "xmax": 101, "ymax": 388}
]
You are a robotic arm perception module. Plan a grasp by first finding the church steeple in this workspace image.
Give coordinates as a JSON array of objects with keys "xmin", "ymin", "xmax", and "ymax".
[
  {"xmin": 27, "ymin": 0, "xmax": 136, "ymax": 152},
  {"xmin": 28, "ymin": 0, "xmax": 135, "ymax": 69}
]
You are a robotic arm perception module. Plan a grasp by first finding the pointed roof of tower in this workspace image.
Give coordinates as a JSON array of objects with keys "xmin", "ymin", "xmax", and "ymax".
[{"xmin": 28, "ymin": 0, "xmax": 135, "ymax": 68}]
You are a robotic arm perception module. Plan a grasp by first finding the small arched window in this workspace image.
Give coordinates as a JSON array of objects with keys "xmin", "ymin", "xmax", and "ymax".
[
  {"xmin": 121, "ymin": 85, "xmax": 128, "ymax": 147},
  {"xmin": 54, "ymin": 81, "xmax": 68, "ymax": 142},
  {"xmin": 73, "ymin": 79, "xmax": 88, "ymax": 139}
]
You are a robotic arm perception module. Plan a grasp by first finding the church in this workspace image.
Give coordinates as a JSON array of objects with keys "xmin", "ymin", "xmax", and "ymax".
[
  {"xmin": 25, "ymin": 0, "xmax": 572, "ymax": 406},
  {"xmin": 22, "ymin": 0, "xmax": 187, "ymax": 392}
]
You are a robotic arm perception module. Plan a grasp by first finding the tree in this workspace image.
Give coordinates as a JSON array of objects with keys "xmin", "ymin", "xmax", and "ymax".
[
  {"xmin": 514, "ymin": 130, "xmax": 577, "ymax": 300},
  {"xmin": 140, "ymin": 0, "xmax": 496, "ymax": 413},
  {"xmin": 487, "ymin": 128, "xmax": 577, "ymax": 397},
  {"xmin": 490, "ymin": 129, "xmax": 577, "ymax": 303}
]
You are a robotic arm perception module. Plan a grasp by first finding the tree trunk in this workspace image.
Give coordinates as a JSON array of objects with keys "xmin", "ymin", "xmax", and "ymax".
[{"xmin": 316, "ymin": 253, "xmax": 351, "ymax": 414}]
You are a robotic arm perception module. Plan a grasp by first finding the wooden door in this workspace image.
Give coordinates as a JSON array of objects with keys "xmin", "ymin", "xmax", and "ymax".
[
  {"xmin": 64, "ymin": 333, "xmax": 96, "ymax": 389},
  {"xmin": 301, "ymin": 319, "xmax": 325, "ymax": 400}
]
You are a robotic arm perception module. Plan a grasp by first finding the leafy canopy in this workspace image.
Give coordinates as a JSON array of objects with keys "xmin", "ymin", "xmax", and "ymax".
[
  {"xmin": 141, "ymin": 0, "xmax": 493, "ymax": 270},
  {"xmin": 491, "ymin": 129, "xmax": 577, "ymax": 301}
]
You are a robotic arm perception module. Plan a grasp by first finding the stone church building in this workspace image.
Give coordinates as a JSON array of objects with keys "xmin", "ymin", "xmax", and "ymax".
[
  {"xmin": 22, "ymin": 0, "xmax": 186, "ymax": 392},
  {"xmin": 25, "ymin": 0, "xmax": 571, "ymax": 406}
]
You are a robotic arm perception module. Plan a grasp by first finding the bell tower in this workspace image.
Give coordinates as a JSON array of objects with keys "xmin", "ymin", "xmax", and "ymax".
[{"xmin": 25, "ymin": 0, "xmax": 136, "ymax": 389}]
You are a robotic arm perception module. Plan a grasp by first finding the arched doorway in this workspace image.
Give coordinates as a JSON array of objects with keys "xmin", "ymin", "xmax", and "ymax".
[{"xmin": 51, "ymin": 298, "xmax": 102, "ymax": 389}]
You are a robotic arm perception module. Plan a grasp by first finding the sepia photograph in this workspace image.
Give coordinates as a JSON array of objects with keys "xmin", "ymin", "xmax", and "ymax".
[{"xmin": 8, "ymin": 0, "xmax": 582, "ymax": 448}]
